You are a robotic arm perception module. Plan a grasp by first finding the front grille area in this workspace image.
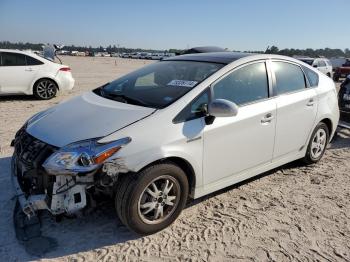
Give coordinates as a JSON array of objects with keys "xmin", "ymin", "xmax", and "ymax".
[{"xmin": 13, "ymin": 127, "xmax": 56, "ymax": 195}]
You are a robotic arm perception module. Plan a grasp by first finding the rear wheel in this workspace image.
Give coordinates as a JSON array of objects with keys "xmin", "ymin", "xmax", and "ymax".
[
  {"xmin": 33, "ymin": 79, "xmax": 57, "ymax": 100},
  {"xmin": 302, "ymin": 122, "xmax": 329, "ymax": 164},
  {"xmin": 115, "ymin": 162, "xmax": 188, "ymax": 235}
]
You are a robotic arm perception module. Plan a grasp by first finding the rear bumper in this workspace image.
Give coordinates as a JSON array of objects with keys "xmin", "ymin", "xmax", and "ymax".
[
  {"xmin": 11, "ymin": 156, "xmax": 48, "ymax": 218},
  {"xmin": 55, "ymin": 72, "xmax": 75, "ymax": 91}
]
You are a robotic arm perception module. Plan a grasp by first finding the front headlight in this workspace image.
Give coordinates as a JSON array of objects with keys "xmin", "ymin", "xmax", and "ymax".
[{"xmin": 43, "ymin": 137, "xmax": 131, "ymax": 175}]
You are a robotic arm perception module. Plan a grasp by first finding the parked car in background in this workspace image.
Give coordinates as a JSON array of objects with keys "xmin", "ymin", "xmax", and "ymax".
[
  {"xmin": 12, "ymin": 52, "xmax": 338, "ymax": 235},
  {"xmin": 139, "ymin": 52, "xmax": 148, "ymax": 59},
  {"xmin": 163, "ymin": 53, "xmax": 176, "ymax": 58},
  {"xmin": 333, "ymin": 60, "xmax": 350, "ymax": 82},
  {"xmin": 0, "ymin": 49, "xmax": 74, "ymax": 99},
  {"xmin": 130, "ymin": 52, "xmax": 141, "ymax": 59},
  {"xmin": 298, "ymin": 57, "xmax": 333, "ymax": 77},
  {"xmin": 338, "ymin": 75, "xmax": 350, "ymax": 124},
  {"xmin": 145, "ymin": 53, "xmax": 153, "ymax": 59},
  {"xmin": 151, "ymin": 53, "xmax": 164, "ymax": 60}
]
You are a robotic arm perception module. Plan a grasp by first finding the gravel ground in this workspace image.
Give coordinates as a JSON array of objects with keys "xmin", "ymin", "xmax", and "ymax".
[{"xmin": 0, "ymin": 56, "xmax": 349, "ymax": 261}]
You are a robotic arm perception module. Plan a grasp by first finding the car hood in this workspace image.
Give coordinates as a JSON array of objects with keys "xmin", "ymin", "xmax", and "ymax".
[{"xmin": 26, "ymin": 91, "xmax": 156, "ymax": 147}]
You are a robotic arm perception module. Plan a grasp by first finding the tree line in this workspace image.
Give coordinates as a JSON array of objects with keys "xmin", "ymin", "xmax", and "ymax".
[
  {"xmin": 255, "ymin": 45, "xmax": 350, "ymax": 58},
  {"xmin": 0, "ymin": 41, "xmax": 349, "ymax": 58},
  {"xmin": 0, "ymin": 41, "xmax": 171, "ymax": 54}
]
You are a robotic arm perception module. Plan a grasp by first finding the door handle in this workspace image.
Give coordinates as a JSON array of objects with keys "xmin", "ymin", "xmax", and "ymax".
[
  {"xmin": 307, "ymin": 98, "xmax": 315, "ymax": 106},
  {"xmin": 25, "ymin": 68, "xmax": 33, "ymax": 72},
  {"xmin": 261, "ymin": 113, "xmax": 274, "ymax": 124}
]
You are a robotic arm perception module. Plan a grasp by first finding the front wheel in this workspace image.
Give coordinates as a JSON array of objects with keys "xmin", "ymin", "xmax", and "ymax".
[
  {"xmin": 302, "ymin": 122, "xmax": 329, "ymax": 164},
  {"xmin": 115, "ymin": 162, "xmax": 189, "ymax": 235}
]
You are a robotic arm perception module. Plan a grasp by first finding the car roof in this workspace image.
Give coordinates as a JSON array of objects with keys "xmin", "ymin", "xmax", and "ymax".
[
  {"xmin": 0, "ymin": 49, "xmax": 42, "ymax": 58},
  {"xmin": 0, "ymin": 49, "xmax": 56, "ymax": 64},
  {"xmin": 0, "ymin": 48, "xmax": 31, "ymax": 54},
  {"xmin": 164, "ymin": 52, "xmax": 254, "ymax": 64},
  {"xmin": 165, "ymin": 52, "xmax": 323, "ymax": 69}
]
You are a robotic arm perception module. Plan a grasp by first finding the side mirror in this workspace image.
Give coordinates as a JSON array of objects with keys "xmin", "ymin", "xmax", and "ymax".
[
  {"xmin": 313, "ymin": 64, "xmax": 318, "ymax": 68},
  {"xmin": 208, "ymin": 99, "xmax": 238, "ymax": 117}
]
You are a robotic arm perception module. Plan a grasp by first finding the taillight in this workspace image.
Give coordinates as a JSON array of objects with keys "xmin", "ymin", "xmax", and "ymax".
[{"xmin": 59, "ymin": 67, "xmax": 71, "ymax": 72}]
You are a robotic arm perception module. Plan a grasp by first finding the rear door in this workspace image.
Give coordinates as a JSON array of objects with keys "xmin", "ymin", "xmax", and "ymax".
[
  {"xmin": 272, "ymin": 61, "xmax": 318, "ymax": 159},
  {"xmin": 0, "ymin": 52, "xmax": 39, "ymax": 94}
]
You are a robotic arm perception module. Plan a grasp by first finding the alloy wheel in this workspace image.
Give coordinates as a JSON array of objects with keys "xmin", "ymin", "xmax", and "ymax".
[
  {"xmin": 138, "ymin": 175, "xmax": 180, "ymax": 225},
  {"xmin": 310, "ymin": 128, "xmax": 327, "ymax": 159},
  {"xmin": 36, "ymin": 80, "xmax": 56, "ymax": 99}
]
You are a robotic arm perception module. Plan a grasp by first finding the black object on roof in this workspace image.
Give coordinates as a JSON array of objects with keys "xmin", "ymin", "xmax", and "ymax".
[
  {"xmin": 183, "ymin": 46, "xmax": 226, "ymax": 54},
  {"xmin": 165, "ymin": 52, "xmax": 254, "ymax": 64}
]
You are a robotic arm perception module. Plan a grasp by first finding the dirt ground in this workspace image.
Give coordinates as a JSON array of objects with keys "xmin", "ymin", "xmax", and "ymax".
[{"xmin": 0, "ymin": 56, "xmax": 349, "ymax": 261}]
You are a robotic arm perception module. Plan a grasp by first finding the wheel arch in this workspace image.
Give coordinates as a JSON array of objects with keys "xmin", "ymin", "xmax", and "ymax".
[
  {"xmin": 136, "ymin": 157, "xmax": 196, "ymax": 200},
  {"xmin": 320, "ymin": 118, "xmax": 333, "ymax": 137},
  {"xmin": 32, "ymin": 77, "xmax": 60, "ymax": 92}
]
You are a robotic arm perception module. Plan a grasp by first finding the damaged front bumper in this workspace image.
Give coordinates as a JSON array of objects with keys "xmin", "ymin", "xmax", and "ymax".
[
  {"xmin": 11, "ymin": 128, "xmax": 130, "ymax": 219},
  {"xmin": 11, "ymin": 155, "xmax": 91, "ymax": 219},
  {"xmin": 11, "ymin": 157, "xmax": 48, "ymax": 218}
]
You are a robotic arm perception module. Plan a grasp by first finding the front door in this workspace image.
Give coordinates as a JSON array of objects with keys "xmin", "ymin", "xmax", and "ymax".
[{"xmin": 202, "ymin": 61, "xmax": 276, "ymax": 185}]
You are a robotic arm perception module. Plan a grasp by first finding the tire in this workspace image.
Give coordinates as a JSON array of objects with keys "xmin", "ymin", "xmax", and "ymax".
[
  {"xmin": 33, "ymin": 79, "xmax": 57, "ymax": 100},
  {"xmin": 302, "ymin": 122, "xmax": 329, "ymax": 164},
  {"xmin": 326, "ymin": 72, "xmax": 331, "ymax": 78},
  {"xmin": 115, "ymin": 162, "xmax": 189, "ymax": 235},
  {"xmin": 333, "ymin": 74, "xmax": 340, "ymax": 82}
]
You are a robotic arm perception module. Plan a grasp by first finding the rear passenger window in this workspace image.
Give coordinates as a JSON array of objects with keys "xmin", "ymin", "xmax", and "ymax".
[
  {"xmin": 26, "ymin": 55, "xmax": 43, "ymax": 66},
  {"xmin": 1, "ymin": 52, "xmax": 26, "ymax": 66},
  {"xmin": 272, "ymin": 62, "xmax": 306, "ymax": 95},
  {"xmin": 302, "ymin": 66, "xmax": 319, "ymax": 87},
  {"xmin": 212, "ymin": 62, "xmax": 269, "ymax": 105}
]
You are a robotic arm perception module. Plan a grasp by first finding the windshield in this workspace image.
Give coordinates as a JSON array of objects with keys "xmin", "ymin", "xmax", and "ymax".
[
  {"xmin": 95, "ymin": 60, "xmax": 224, "ymax": 109},
  {"xmin": 300, "ymin": 59, "xmax": 314, "ymax": 65}
]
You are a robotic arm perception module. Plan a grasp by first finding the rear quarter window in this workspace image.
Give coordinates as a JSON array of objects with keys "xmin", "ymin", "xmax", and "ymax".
[
  {"xmin": 302, "ymin": 66, "xmax": 319, "ymax": 87},
  {"xmin": 26, "ymin": 55, "xmax": 44, "ymax": 65}
]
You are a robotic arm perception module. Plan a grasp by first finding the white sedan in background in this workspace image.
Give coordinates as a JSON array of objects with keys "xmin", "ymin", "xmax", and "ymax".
[{"xmin": 0, "ymin": 49, "xmax": 74, "ymax": 99}]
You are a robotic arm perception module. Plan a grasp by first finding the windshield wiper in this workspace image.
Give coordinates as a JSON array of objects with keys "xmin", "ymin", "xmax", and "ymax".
[{"xmin": 101, "ymin": 90, "xmax": 149, "ymax": 107}]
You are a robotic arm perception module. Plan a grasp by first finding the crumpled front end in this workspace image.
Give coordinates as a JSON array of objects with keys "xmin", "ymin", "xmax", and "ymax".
[{"xmin": 11, "ymin": 127, "xmax": 104, "ymax": 218}]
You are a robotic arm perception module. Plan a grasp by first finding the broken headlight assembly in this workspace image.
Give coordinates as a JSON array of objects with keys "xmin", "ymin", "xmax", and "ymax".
[{"xmin": 43, "ymin": 137, "xmax": 131, "ymax": 175}]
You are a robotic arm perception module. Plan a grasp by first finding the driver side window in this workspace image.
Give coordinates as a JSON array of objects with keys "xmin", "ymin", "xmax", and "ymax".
[{"xmin": 212, "ymin": 62, "xmax": 269, "ymax": 106}]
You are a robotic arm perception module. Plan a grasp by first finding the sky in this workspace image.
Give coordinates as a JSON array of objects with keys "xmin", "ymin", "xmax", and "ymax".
[{"xmin": 0, "ymin": 0, "xmax": 349, "ymax": 51}]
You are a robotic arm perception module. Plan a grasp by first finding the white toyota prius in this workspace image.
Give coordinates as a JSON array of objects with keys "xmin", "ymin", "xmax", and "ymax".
[
  {"xmin": 12, "ymin": 52, "xmax": 339, "ymax": 234},
  {"xmin": 0, "ymin": 49, "xmax": 74, "ymax": 99}
]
